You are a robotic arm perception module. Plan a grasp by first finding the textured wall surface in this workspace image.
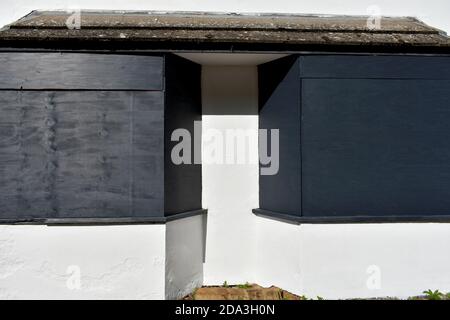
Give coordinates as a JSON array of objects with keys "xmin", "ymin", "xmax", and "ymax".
[
  {"xmin": 0, "ymin": 219, "xmax": 208, "ymax": 299},
  {"xmin": 0, "ymin": 224, "xmax": 166, "ymax": 299},
  {"xmin": 256, "ymin": 220, "xmax": 450, "ymax": 299}
]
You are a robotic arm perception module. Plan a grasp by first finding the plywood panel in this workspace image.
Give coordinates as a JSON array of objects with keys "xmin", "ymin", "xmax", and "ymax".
[
  {"xmin": 258, "ymin": 56, "xmax": 302, "ymax": 216},
  {"xmin": 302, "ymin": 79, "xmax": 450, "ymax": 217},
  {"xmin": 0, "ymin": 53, "xmax": 163, "ymax": 90},
  {"xmin": 164, "ymin": 54, "xmax": 202, "ymax": 215},
  {"xmin": 0, "ymin": 91, "xmax": 164, "ymax": 219}
]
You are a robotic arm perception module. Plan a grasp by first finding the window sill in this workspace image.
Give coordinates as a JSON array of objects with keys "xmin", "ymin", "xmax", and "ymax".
[
  {"xmin": 252, "ymin": 208, "xmax": 450, "ymax": 224},
  {"xmin": 0, "ymin": 209, "xmax": 207, "ymax": 226}
]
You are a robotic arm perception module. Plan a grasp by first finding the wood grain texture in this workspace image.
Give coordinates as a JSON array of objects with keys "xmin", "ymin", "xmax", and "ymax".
[
  {"xmin": 0, "ymin": 91, "xmax": 164, "ymax": 219},
  {"xmin": 0, "ymin": 53, "xmax": 163, "ymax": 90}
]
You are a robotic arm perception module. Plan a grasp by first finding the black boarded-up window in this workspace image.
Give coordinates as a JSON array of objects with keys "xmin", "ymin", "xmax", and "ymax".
[
  {"xmin": 0, "ymin": 53, "xmax": 202, "ymax": 221},
  {"xmin": 302, "ymin": 78, "xmax": 450, "ymax": 217},
  {"xmin": 0, "ymin": 91, "xmax": 164, "ymax": 219},
  {"xmin": 257, "ymin": 55, "xmax": 450, "ymax": 222}
]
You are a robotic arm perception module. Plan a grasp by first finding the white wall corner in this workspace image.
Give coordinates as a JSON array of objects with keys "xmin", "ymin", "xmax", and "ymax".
[{"xmin": 165, "ymin": 214, "xmax": 206, "ymax": 299}]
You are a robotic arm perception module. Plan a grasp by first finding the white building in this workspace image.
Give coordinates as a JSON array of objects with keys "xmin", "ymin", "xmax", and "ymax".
[{"xmin": 0, "ymin": 5, "xmax": 450, "ymax": 300}]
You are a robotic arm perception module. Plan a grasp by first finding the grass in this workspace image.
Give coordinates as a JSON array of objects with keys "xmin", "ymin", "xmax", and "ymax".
[
  {"xmin": 417, "ymin": 289, "xmax": 450, "ymax": 300},
  {"xmin": 236, "ymin": 282, "xmax": 252, "ymax": 289}
]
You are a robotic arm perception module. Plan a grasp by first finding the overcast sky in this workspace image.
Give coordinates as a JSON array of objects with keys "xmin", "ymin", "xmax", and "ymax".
[{"xmin": 1, "ymin": 0, "xmax": 449, "ymax": 34}]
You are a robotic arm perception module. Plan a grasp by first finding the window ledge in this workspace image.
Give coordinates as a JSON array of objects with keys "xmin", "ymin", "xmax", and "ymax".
[
  {"xmin": 252, "ymin": 208, "xmax": 450, "ymax": 224},
  {"xmin": 0, "ymin": 209, "xmax": 207, "ymax": 226}
]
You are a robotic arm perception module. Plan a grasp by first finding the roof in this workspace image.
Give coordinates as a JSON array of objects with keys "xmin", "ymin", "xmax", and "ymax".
[{"xmin": 0, "ymin": 10, "xmax": 449, "ymax": 52}]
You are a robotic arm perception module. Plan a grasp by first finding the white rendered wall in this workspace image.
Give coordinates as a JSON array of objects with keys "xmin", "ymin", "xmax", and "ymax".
[
  {"xmin": 0, "ymin": 216, "xmax": 207, "ymax": 300},
  {"xmin": 202, "ymin": 66, "xmax": 259, "ymax": 285},
  {"xmin": 165, "ymin": 214, "xmax": 205, "ymax": 300},
  {"xmin": 0, "ymin": 224, "xmax": 166, "ymax": 299},
  {"xmin": 256, "ymin": 220, "xmax": 450, "ymax": 299}
]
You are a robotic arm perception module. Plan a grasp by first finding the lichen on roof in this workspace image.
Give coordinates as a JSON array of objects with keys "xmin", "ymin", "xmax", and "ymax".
[{"xmin": 0, "ymin": 10, "xmax": 449, "ymax": 51}]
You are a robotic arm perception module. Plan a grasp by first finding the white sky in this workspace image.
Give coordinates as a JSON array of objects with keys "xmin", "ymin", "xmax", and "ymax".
[{"xmin": 0, "ymin": 0, "xmax": 449, "ymax": 34}]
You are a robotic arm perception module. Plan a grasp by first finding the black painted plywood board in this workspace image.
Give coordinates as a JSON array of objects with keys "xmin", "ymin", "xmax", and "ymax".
[
  {"xmin": 0, "ymin": 52, "xmax": 205, "ymax": 222},
  {"xmin": 258, "ymin": 55, "xmax": 302, "ymax": 216},
  {"xmin": 164, "ymin": 54, "xmax": 202, "ymax": 215},
  {"xmin": 257, "ymin": 54, "xmax": 450, "ymax": 222},
  {"xmin": 0, "ymin": 53, "xmax": 163, "ymax": 90},
  {"xmin": 0, "ymin": 90, "xmax": 164, "ymax": 219},
  {"xmin": 301, "ymin": 78, "xmax": 450, "ymax": 217}
]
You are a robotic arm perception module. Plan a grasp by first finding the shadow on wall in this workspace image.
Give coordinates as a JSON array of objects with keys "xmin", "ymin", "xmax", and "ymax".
[{"xmin": 201, "ymin": 65, "xmax": 259, "ymax": 115}]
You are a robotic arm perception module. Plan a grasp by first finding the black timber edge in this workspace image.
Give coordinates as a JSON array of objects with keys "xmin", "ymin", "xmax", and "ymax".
[
  {"xmin": 252, "ymin": 208, "xmax": 450, "ymax": 224},
  {"xmin": 1, "ymin": 40, "xmax": 450, "ymax": 54},
  {"xmin": 0, "ymin": 209, "xmax": 207, "ymax": 226}
]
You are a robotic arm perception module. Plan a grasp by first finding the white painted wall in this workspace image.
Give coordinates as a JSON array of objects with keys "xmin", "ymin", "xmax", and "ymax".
[
  {"xmin": 201, "ymin": 66, "xmax": 259, "ymax": 285},
  {"xmin": 201, "ymin": 115, "xmax": 259, "ymax": 285},
  {"xmin": 0, "ymin": 224, "xmax": 166, "ymax": 299},
  {"xmin": 165, "ymin": 214, "xmax": 205, "ymax": 300},
  {"xmin": 0, "ymin": 216, "xmax": 206, "ymax": 300},
  {"xmin": 257, "ymin": 220, "xmax": 450, "ymax": 299}
]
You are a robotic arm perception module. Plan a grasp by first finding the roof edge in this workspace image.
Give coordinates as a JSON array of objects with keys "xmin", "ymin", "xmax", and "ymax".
[{"xmin": 15, "ymin": 9, "xmax": 434, "ymax": 20}]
